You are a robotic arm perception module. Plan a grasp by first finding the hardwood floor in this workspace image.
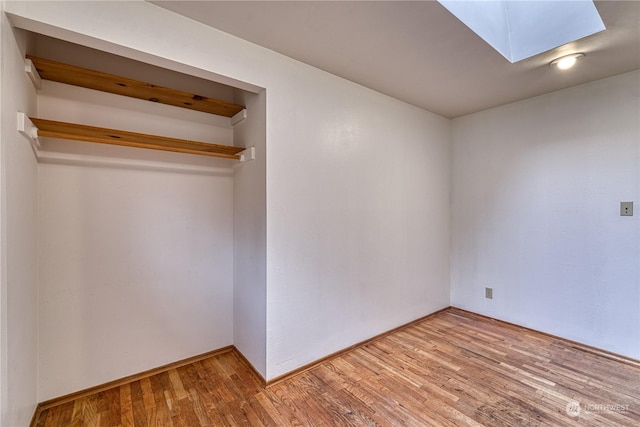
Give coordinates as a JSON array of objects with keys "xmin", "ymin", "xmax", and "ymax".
[{"xmin": 34, "ymin": 309, "xmax": 640, "ymax": 426}]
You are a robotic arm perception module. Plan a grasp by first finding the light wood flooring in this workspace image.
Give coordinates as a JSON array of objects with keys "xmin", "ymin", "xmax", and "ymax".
[{"xmin": 34, "ymin": 308, "xmax": 640, "ymax": 426}]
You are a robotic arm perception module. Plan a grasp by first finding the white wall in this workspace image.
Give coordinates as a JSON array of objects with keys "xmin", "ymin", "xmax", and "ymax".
[
  {"xmin": 6, "ymin": 0, "xmax": 452, "ymax": 385},
  {"xmin": 451, "ymin": 71, "xmax": 640, "ymax": 359},
  {"xmin": 37, "ymin": 81, "xmax": 235, "ymax": 400},
  {"xmin": 233, "ymin": 89, "xmax": 267, "ymax": 378},
  {"xmin": 0, "ymin": 5, "xmax": 38, "ymax": 425},
  {"xmin": 266, "ymin": 78, "xmax": 451, "ymax": 378}
]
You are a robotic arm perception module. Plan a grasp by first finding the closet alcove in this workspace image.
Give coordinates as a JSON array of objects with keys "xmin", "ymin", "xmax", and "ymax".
[{"xmin": 23, "ymin": 33, "xmax": 266, "ymax": 400}]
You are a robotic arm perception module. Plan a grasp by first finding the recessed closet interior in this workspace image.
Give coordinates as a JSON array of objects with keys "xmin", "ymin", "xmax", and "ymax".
[{"xmin": 24, "ymin": 32, "xmax": 266, "ymax": 401}]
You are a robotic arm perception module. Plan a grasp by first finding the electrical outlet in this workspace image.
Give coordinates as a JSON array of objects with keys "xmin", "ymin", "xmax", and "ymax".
[
  {"xmin": 485, "ymin": 287, "xmax": 493, "ymax": 299},
  {"xmin": 620, "ymin": 201, "xmax": 633, "ymax": 216}
]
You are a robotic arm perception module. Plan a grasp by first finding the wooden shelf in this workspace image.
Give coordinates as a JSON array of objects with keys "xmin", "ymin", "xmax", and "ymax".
[
  {"xmin": 31, "ymin": 118, "xmax": 244, "ymax": 160},
  {"xmin": 27, "ymin": 56, "xmax": 245, "ymax": 118}
]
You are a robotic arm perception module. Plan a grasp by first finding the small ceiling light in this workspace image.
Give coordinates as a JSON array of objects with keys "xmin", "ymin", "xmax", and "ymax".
[{"xmin": 550, "ymin": 53, "xmax": 585, "ymax": 70}]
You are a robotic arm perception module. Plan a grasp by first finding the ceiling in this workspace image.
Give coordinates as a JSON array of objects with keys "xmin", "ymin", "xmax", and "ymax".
[{"xmin": 151, "ymin": 1, "xmax": 639, "ymax": 118}]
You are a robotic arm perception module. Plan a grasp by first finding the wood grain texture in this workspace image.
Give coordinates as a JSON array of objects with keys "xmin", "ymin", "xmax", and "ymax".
[
  {"xmin": 31, "ymin": 118, "xmax": 244, "ymax": 160},
  {"xmin": 266, "ymin": 307, "xmax": 451, "ymax": 387},
  {"xmin": 36, "ymin": 346, "xmax": 236, "ymax": 413},
  {"xmin": 33, "ymin": 309, "xmax": 640, "ymax": 426},
  {"xmin": 27, "ymin": 56, "xmax": 245, "ymax": 118}
]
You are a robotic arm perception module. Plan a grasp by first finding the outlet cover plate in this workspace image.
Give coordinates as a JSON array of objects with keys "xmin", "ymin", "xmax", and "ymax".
[
  {"xmin": 485, "ymin": 287, "xmax": 493, "ymax": 299},
  {"xmin": 621, "ymin": 201, "xmax": 633, "ymax": 216}
]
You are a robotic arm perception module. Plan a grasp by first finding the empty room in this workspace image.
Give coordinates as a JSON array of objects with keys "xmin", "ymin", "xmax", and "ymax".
[{"xmin": 0, "ymin": 1, "xmax": 638, "ymax": 426}]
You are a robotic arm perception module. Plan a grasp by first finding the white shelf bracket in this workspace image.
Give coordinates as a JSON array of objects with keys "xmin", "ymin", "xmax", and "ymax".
[
  {"xmin": 231, "ymin": 109, "xmax": 247, "ymax": 126},
  {"xmin": 17, "ymin": 112, "xmax": 40, "ymax": 149},
  {"xmin": 25, "ymin": 58, "xmax": 42, "ymax": 90},
  {"xmin": 238, "ymin": 146, "xmax": 255, "ymax": 163}
]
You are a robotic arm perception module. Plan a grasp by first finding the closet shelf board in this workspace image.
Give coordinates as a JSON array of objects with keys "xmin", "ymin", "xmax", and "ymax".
[
  {"xmin": 27, "ymin": 55, "xmax": 246, "ymax": 118},
  {"xmin": 31, "ymin": 118, "xmax": 244, "ymax": 160}
]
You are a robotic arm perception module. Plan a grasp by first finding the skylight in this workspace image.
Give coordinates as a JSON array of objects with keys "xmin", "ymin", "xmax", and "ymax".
[{"xmin": 438, "ymin": 0, "xmax": 605, "ymax": 63}]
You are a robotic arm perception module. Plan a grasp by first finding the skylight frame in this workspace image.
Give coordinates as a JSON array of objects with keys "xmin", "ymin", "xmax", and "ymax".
[{"xmin": 438, "ymin": 0, "xmax": 605, "ymax": 63}]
